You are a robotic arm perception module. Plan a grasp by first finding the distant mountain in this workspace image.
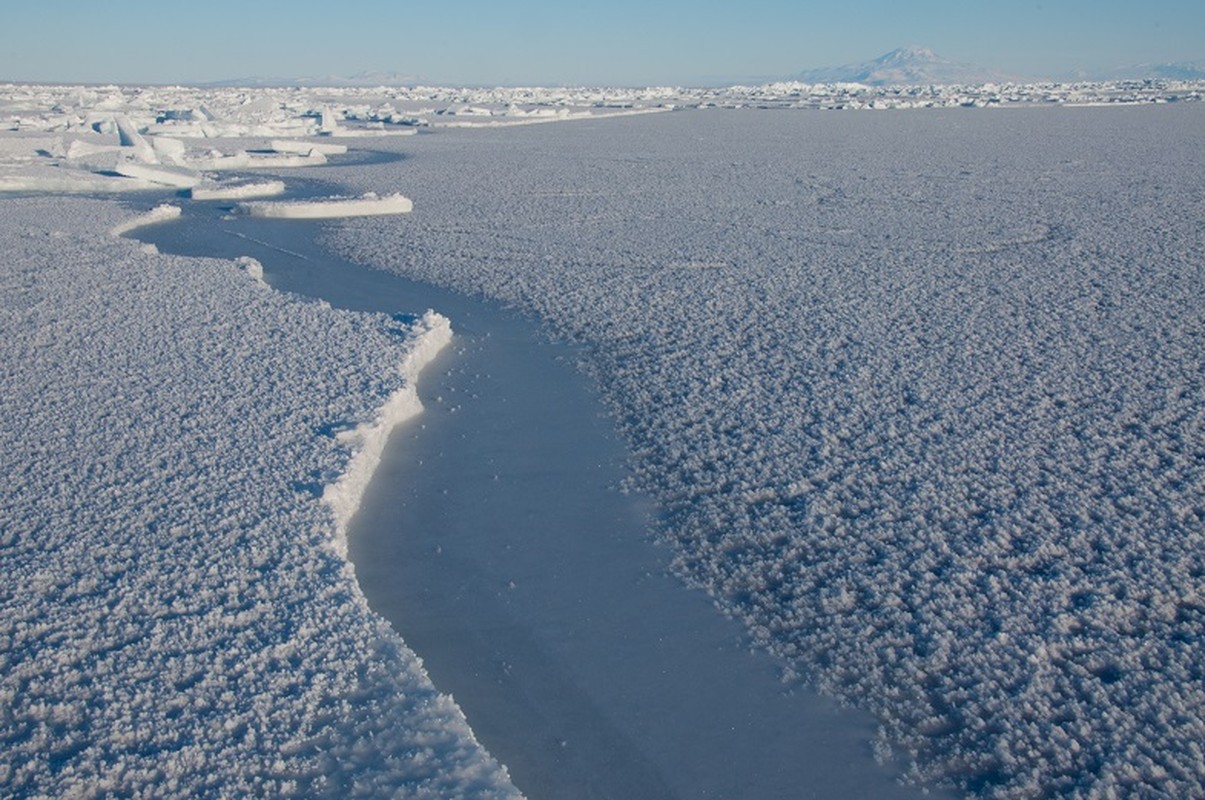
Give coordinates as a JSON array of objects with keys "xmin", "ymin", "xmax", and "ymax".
[
  {"xmin": 1099, "ymin": 59, "xmax": 1205, "ymax": 81},
  {"xmin": 797, "ymin": 46, "xmax": 1008, "ymax": 86}
]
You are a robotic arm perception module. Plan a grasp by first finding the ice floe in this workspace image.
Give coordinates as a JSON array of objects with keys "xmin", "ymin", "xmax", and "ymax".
[{"xmin": 112, "ymin": 161, "xmax": 203, "ymax": 188}]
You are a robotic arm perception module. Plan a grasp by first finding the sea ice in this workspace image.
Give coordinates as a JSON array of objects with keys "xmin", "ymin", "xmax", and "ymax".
[
  {"xmin": 325, "ymin": 105, "xmax": 1205, "ymax": 799},
  {"xmin": 2, "ymin": 79, "xmax": 1204, "ymax": 800},
  {"xmin": 0, "ymin": 195, "xmax": 519, "ymax": 799}
]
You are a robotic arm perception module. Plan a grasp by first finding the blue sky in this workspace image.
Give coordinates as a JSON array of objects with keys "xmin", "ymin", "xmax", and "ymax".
[{"xmin": 1, "ymin": 0, "xmax": 1201, "ymax": 85}]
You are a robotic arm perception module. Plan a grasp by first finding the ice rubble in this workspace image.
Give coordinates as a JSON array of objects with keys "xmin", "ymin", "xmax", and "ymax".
[
  {"xmin": 326, "ymin": 107, "xmax": 1205, "ymax": 798},
  {"xmin": 2, "ymin": 78, "xmax": 1200, "ymax": 194},
  {"xmin": 0, "ymin": 93, "xmax": 347, "ymax": 194},
  {"xmin": 0, "ymin": 197, "xmax": 518, "ymax": 799}
]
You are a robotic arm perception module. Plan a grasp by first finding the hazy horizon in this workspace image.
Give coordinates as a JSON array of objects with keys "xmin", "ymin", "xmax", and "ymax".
[{"xmin": 1, "ymin": 0, "xmax": 1203, "ymax": 87}]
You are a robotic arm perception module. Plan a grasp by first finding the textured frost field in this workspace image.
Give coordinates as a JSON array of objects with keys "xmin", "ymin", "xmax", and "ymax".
[
  {"xmin": 323, "ymin": 107, "xmax": 1205, "ymax": 798},
  {"xmin": 1, "ymin": 88, "xmax": 1203, "ymax": 800},
  {"xmin": 0, "ymin": 198, "xmax": 517, "ymax": 798}
]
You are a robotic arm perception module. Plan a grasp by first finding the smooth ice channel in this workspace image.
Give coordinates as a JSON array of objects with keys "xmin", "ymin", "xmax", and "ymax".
[{"xmin": 137, "ymin": 201, "xmax": 949, "ymax": 800}]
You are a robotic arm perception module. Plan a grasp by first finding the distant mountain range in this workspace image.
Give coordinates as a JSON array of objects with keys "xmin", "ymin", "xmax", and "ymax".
[
  {"xmin": 195, "ymin": 50, "xmax": 1205, "ymax": 90},
  {"xmin": 796, "ymin": 47, "xmax": 1205, "ymax": 86},
  {"xmin": 1095, "ymin": 59, "xmax": 1205, "ymax": 81},
  {"xmin": 797, "ymin": 47, "xmax": 1009, "ymax": 86}
]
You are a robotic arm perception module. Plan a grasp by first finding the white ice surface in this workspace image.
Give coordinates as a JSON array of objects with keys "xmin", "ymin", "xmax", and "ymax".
[{"xmin": 0, "ymin": 196, "xmax": 519, "ymax": 799}]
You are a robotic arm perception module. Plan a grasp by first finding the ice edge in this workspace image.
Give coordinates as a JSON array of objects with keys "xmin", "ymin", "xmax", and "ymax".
[
  {"xmin": 323, "ymin": 310, "xmax": 453, "ymax": 558},
  {"xmin": 108, "ymin": 203, "xmax": 182, "ymax": 236}
]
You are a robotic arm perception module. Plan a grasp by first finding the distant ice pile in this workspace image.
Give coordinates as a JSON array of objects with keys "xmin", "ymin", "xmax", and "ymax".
[
  {"xmin": 1, "ymin": 78, "xmax": 1201, "ymax": 193},
  {"xmin": 327, "ymin": 107, "xmax": 1205, "ymax": 798},
  {"xmin": 0, "ymin": 197, "xmax": 518, "ymax": 798}
]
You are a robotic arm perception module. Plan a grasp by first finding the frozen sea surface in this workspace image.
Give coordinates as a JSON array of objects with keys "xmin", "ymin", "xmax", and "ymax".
[
  {"xmin": 320, "ymin": 107, "xmax": 1205, "ymax": 797},
  {"xmin": 140, "ymin": 207, "xmax": 941, "ymax": 799},
  {"xmin": 0, "ymin": 197, "xmax": 517, "ymax": 798},
  {"xmin": 3, "ymin": 100, "xmax": 1203, "ymax": 799}
]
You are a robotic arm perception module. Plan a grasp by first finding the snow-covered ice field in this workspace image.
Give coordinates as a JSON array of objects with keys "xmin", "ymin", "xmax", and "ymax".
[
  {"xmin": 323, "ymin": 106, "xmax": 1205, "ymax": 797},
  {"xmin": 135, "ymin": 207, "xmax": 941, "ymax": 799},
  {"xmin": 0, "ymin": 197, "xmax": 517, "ymax": 798},
  {"xmin": 1, "ymin": 82, "xmax": 1203, "ymax": 799}
]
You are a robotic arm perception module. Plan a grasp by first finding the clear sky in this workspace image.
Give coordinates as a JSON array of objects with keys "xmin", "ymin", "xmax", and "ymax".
[{"xmin": 1, "ymin": 0, "xmax": 1201, "ymax": 86}]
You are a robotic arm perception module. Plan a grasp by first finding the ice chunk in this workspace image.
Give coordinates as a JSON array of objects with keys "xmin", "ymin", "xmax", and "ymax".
[
  {"xmin": 149, "ymin": 135, "xmax": 186, "ymax": 163},
  {"xmin": 0, "ymin": 165, "xmax": 159, "ymax": 193},
  {"xmin": 245, "ymin": 150, "xmax": 328, "ymax": 168},
  {"xmin": 234, "ymin": 255, "xmax": 267, "ymax": 286},
  {"xmin": 178, "ymin": 150, "xmax": 253, "ymax": 170},
  {"xmin": 319, "ymin": 105, "xmax": 340, "ymax": 134},
  {"xmin": 112, "ymin": 162, "xmax": 202, "ymax": 188},
  {"xmin": 179, "ymin": 149, "xmax": 326, "ymax": 171},
  {"xmin": 65, "ymin": 139, "xmax": 125, "ymax": 160},
  {"xmin": 270, "ymin": 139, "xmax": 348, "ymax": 155},
  {"xmin": 189, "ymin": 179, "xmax": 287, "ymax": 201},
  {"xmin": 113, "ymin": 115, "xmax": 157, "ymax": 163},
  {"xmin": 236, "ymin": 192, "xmax": 413, "ymax": 219}
]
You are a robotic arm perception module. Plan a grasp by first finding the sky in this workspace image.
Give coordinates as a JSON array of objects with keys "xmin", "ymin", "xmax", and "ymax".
[{"xmin": 1, "ymin": 0, "xmax": 1202, "ymax": 86}]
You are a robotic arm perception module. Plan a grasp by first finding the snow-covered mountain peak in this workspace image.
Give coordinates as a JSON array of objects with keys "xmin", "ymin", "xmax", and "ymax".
[
  {"xmin": 798, "ymin": 46, "xmax": 1007, "ymax": 86},
  {"xmin": 878, "ymin": 46, "xmax": 939, "ymax": 63}
]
